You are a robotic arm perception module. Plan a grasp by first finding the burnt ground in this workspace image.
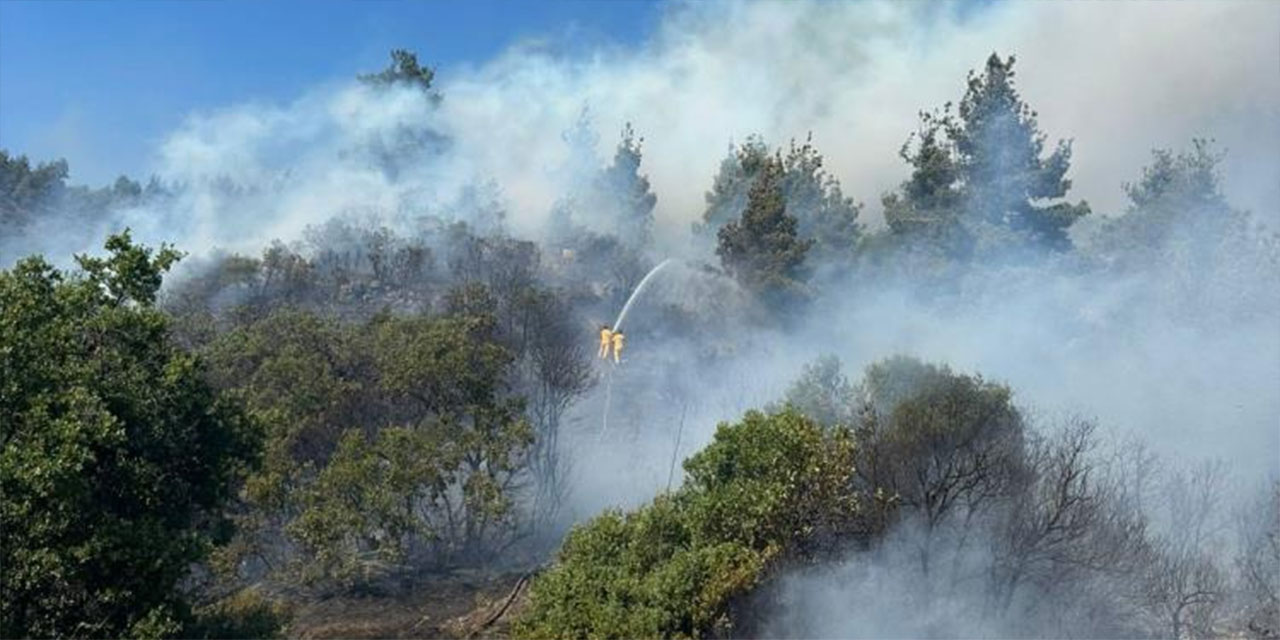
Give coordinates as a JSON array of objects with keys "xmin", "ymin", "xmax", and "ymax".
[{"xmin": 286, "ymin": 571, "xmax": 534, "ymax": 639}]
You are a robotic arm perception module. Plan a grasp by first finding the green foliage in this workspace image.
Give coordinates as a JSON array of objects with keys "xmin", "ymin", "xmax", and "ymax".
[
  {"xmin": 0, "ymin": 232, "xmax": 261, "ymax": 638},
  {"xmin": 697, "ymin": 136, "xmax": 861, "ymax": 275},
  {"xmin": 1096, "ymin": 139, "xmax": 1246, "ymax": 266},
  {"xmin": 695, "ymin": 137, "xmax": 772, "ymax": 238},
  {"xmin": 780, "ymin": 136, "xmax": 863, "ymax": 271},
  {"xmin": 1089, "ymin": 139, "xmax": 1280, "ymax": 321},
  {"xmin": 358, "ymin": 48, "xmax": 442, "ymax": 103},
  {"xmin": 187, "ymin": 587, "xmax": 290, "ymax": 639},
  {"xmin": 954, "ymin": 54, "xmax": 1088, "ymax": 252},
  {"xmin": 772, "ymin": 354, "xmax": 856, "ymax": 428},
  {"xmin": 205, "ymin": 305, "xmax": 534, "ymax": 588},
  {"xmin": 0, "ymin": 150, "xmax": 68, "ymax": 229},
  {"xmin": 598, "ymin": 123, "xmax": 657, "ymax": 248},
  {"xmin": 550, "ymin": 122, "xmax": 657, "ymax": 253},
  {"xmin": 715, "ymin": 154, "xmax": 813, "ymax": 314},
  {"xmin": 0, "ymin": 150, "xmax": 154, "ymax": 255},
  {"xmin": 881, "ymin": 53, "xmax": 1088, "ymax": 259},
  {"xmin": 515, "ymin": 409, "xmax": 861, "ymax": 639},
  {"xmin": 856, "ymin": 356, "xmax": 1027, "ymax": 529}
]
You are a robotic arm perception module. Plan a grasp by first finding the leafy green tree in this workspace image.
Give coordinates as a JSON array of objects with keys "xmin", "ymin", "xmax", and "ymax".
[
  {"xmin": 954, "ymin": 54, "xmax": 1088, "ymax": 251},
  {"xmin": 715, "ymin": 154, "xmax": 813, "ymax": 314},
  {"xmin": 515, "ymin": 409, "xmax": 861, "ymax": 639},
  {"xmin": 1090, "ymin": 140, "xmax": 1280, "ymax": 321},
  {"xmin": 598, "ymin": 123, "xmax": 657, "ymax": 248},
  {"xmin": 358, "ymin": 48, "xmax": 442, "ymax": 104},
  {"xmin": 0, "ymin": 232, "xmax": 261, "ymax": 638},
  {"xmin": 205, "ymin": 305, "xmax": 534, "ymax": 588},
  {"xmin": 882, "ymin": 54, "xmax": 1088, "ymax": 256},
  {"xmin": 1095, "ymin": 140, "xmax": 1255, "ymax": 266},
  {"xmin": 773, "ymin": 355, "xmax": 856, "ymax": 428},
  {"xmin": 694, "ymin": 137, "xmax": 772, "ymax": 239},
  {"xmin": 855, "ymin": 356, "xmax": 1028, "ymax": 534},
  {"xmin": 780, "ymin": 136, "xmax": 863, "ymax": 272},
  {"xmin": 0, "ymin": 150, "xmax": 68, "ymax": 231},
  {"xmin": 356, "ymin": 48, "xmax": 447, "ymax": 178},
  {"xmin": 881, "ymin": 111, "xmax": 969, "ymax": 258},
  {"xmin": 697, "ymin": 136, "xmax": 861, "ymax": 274}
]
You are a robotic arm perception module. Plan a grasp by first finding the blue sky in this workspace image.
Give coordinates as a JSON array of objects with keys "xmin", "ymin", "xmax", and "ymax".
[{"xmin": 0, "ymin": 0, "xmax": 661, "ymax": 185}]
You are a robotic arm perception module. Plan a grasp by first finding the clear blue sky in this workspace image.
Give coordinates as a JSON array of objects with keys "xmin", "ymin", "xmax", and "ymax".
[{"xmin": 0, "ymin": 0, "xmax": 661, "ymax": 185}]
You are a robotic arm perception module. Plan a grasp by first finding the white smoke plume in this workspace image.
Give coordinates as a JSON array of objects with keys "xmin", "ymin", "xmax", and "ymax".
[
  {"xmin": 3, "ymin": 2, "xmax": 1276, "ymax": 634},
  {"xmin": 12, "ymin": 0, "xmax": 1268, "ymax": 261}
]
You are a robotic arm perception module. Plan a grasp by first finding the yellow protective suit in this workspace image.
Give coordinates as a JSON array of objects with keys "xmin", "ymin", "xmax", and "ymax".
[
  {"xmin": 598, "ymin": 327, "xmax": 613, "ymax": 359},
  {"xmin": 611, "ymin": 331, "xmax": 625, "ymax": 363}
]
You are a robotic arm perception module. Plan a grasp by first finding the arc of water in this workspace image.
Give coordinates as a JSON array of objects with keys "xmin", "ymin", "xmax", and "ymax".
[
  {"xmin": 612, "ymin": 258, "xmax": 673, "ymax": 333},
  {"xmin": 599, "ymin": 258, "xmax": 674, "ymax": 442}
]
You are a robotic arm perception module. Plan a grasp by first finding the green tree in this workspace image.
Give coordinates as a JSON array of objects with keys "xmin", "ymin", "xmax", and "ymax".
[
  {"xmin": 205, "ymin": 307, "xmax": 534, "ymax": 588},
  {"xmin": 356, "ymin": 49, "xmax": 447, "ymax": 178},
  {"xmin": 715, "ymin": 154, "xmax": 813, "ymax": 313},
  {"xmin": 697, "ymin": 136, "xmax": 861, "ymax": 273},
  {"xmin": 773, "ymin": 355, "xmax": 856, "ymax": 428},
  {"xmin": 0, "ymin": 150, "xmax": 68, "ymax": 231},
  {"xmin": 883, "ymin": 54, "xmax": 1088, "ymax": 256},
  {"xmin": 598, "ymin": 123, "xmax": 657, "ymax": 248},
  {"xmin": 855, "ymin": 356, "xmax": 1028, "ymax": 535},
  {"xmin": 780, "ymin": 136, "xmax": 863, "ymax": 272},
  {"xmin": 1091, "ymin": 140, "xmax": 1280, "ymax": 320},
  {"xmin": 358, "ymin": 48, "xmax": 442, "ymax": 104},
  {"xmin": 1095, "ymin": 139, "xmax": 1250, "ymax": 267},
  {"xmin": 881, "ymin": 111, "xmax": 969, "ymax": 258},
  {"xmin": 694, "ymin": 137, "xmax": 772, "ymax": 239},
  {"xmin": 515, "ymin": 409, "xmax": 861, "ymax": 639},
  {"xmin": 0, "ymin": 232, "xmax": 261, "ymax": 638}
]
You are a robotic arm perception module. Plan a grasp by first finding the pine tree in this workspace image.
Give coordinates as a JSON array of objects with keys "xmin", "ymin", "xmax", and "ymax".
[
  {"xmin": 884, "ymin": 53, "xmax": 1088, "ymax": 257},
  {"xmin": 598, "ymin": 123, "xmax": 657, "ymax": 248},
  {"xmin": 954, "ymin": 53, "xmax": 1087, "ymax": 251},
  {"xmin": 695, "ymin": 136, "xmax": 771, "ymax": 238},
  {"xmin": 716, "ymin": 155, "xmax": 813, "ymax": 312}
]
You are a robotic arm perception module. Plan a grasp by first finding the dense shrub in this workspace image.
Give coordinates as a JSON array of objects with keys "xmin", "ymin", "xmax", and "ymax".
[{"xmin": 514, "ymin": 409, "xmax": 863, "ymax": 638}]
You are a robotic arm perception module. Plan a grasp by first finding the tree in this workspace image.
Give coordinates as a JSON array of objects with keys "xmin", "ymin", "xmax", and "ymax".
[
  {"xmin": 882, "ymin": 54, "xmax": 1089, "ymax": 256},
  {"xmin": 779, "ymin": 136, "xmax": 863, "ymax": 273},
  {"xmin": 597, "ymin": 123, "xmax": 657, "ymax": 249},
  {"xmin": 854, "ymin": 357, "xmax": 1028, "ymax": 554},
  {"xmin": 953, "ymin": 54, "xmax": 1088, "ymax": 252},
  {"xmin": 0, "ymin": 150, "xmax": 68, "ymax": 231},
  {"xmin": 205, "ymin": 306, "xmax": 535, "ymax": 588},
  {"xmin": 773, "ymin": 355, "xmax": 856, "ymax": 428},
  {"xmin": 715, "ymin": 154, "xmax": 813, "ymax": 314},
  {"xmin": 695, "ymin": 136, "xmax": 771, "ymax": 239},
  {"xmin": 356, "ymin": 49, "xmax": 448, "ymax": 178},
  {"xmin": 0, "ymin": 232, "xmax": 261, "ymax": 638},
  {"xmin": 515, "ymin": 409, "xmax": 861, "ymax": 639},
  {"xmin": 549, "ymin": 121, "xmax": 657, "ymax": 253},
  {"xmin": 881, "ymin": 111, "xmax": 969, "ymax": 257},
  {"xmin": 1091, "ymin": 140, "xmax": 1280, "ymax": 322},
  {"xmin": 358, "ymin": 48, "xmax": 442, "ymax": 104},
  {"xmin": 697, "ymin": 136, "xmax": 861, "ymax": 275}
]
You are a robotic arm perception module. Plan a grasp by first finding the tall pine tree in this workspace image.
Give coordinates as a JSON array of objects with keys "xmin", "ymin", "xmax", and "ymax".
[
  {"xmin": 598, "ymin": 123, "xmax": 657, "ymax": 248},
  {"xmin": 885, "ymin": 53, "xmax": 1088, "ymax": 257},
  {"xmin": 716, "ymin": 154, "xmax": 813, "ymax": 313}
]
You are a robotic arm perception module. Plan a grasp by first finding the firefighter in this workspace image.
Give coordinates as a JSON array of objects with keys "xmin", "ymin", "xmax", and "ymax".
[
  {"xmin": 611, "ymin": 330, "xmax": 625, "ymax": 364},
  {"xmin": 598, "ymin": 325, "xmax": 613, "ymax": 359}
]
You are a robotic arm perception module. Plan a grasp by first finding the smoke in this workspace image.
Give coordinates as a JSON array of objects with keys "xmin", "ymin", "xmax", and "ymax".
[
  {"xmin": 3, "ymin": 1, "xmax": 1276, "ymax": 633},
  {"xmin": 7, "ymin": 1, "xmax": 1275, "ymax": 263}
]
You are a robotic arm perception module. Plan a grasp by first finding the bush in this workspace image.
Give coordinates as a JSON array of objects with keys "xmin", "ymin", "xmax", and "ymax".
[
  {"xmin": 514, "ymin": 409, "xmax": 862, "ymax": 638},
  {"xmin": 0, "ymin": 233, "xmax": 261, "ymax": 637}
]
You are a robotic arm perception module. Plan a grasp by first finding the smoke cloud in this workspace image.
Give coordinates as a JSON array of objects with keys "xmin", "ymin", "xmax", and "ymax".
[{"xmin": 3, "ymin": 2, "xmax": 1276, "ymax": 635}]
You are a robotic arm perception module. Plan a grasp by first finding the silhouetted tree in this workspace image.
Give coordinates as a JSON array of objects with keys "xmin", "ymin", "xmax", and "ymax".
[{"xmin": 715, "ymin": 154, "xmax": 813, "ymax": 314}]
